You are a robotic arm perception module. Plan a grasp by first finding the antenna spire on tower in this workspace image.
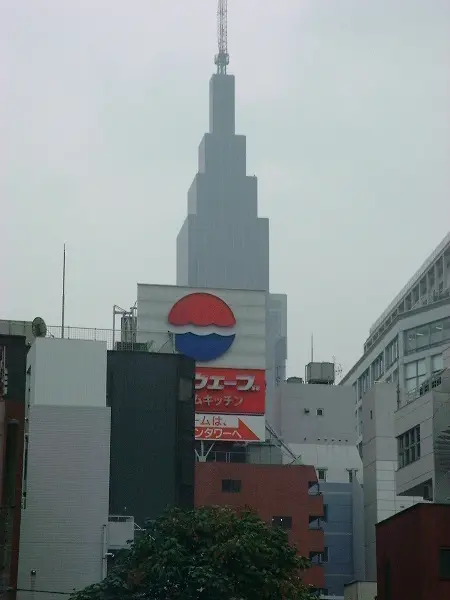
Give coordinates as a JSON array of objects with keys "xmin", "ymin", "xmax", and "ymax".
[{"xmin": 214, "ymin": 0, "xmax": 229, "ymax": 74}]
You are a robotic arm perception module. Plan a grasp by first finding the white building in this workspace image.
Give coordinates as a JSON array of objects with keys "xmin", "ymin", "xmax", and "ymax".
[
  {"xmin": 341, "ymin": 231, "xmax": 450, "ymax": 457},
  {"xmin": 341, "ymin": 233, "xmax": 450, "ymax": 580},
  {"xmin": 17, "ymin": 338, "xmax": 111, "ymax": 600}
]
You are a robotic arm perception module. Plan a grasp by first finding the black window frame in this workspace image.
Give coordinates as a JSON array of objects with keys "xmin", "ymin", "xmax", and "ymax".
[{"xmin": 272, "ymin": 515, "xmax": 292, "ymax": 529}]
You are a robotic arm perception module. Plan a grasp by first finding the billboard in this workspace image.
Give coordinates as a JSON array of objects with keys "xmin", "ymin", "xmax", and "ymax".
[
  {"xmin": 195, "ymin": 367, "xmax": 265, "ymax": 415},
  {"xmin": 195, "ymin": 414, "xmax": 265, "ymax": 442},
  {"xmin": 136, "ymin": 284, "xmax": 267, "ymax": 443},
  {"xmin": 137, "ymin": 284, "xmax": 266, "ymax": 370}
]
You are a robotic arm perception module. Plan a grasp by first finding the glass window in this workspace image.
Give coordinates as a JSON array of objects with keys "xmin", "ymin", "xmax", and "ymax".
[
  {"xmin": 317, "ymin": 469, "xmax": 327, "ymax": 481},
  {"xmin": 398, "ymin": 425, "xmax": 420, "ymax": 468},
  {"xmin": 444, "ymin": 318, "xmax": 450, "ymax": 342},
  {"xmin": 415, "ymin": 324, "xmax": 430, "ymax": 349},
  {"xmin": 222, "ymin": 479, "xmax": 241, "ymax": 493},
  {"xmin": 417, "ymin": 359, "xmax": 426, "ymax": 376},
  {"xmin": 405, "ymin": 330, "xmax": 416, "ymax": 353},
  {"xmin": 430, "ymin": 322, "xmax": 444, "ymax": 345},
  {"xmin": 405, "ymin": 361, "xmax": 417, "ymax": 379},
  {"xmin": 432, "ymin": 354, "xmax": 444, "ymax": 373}
]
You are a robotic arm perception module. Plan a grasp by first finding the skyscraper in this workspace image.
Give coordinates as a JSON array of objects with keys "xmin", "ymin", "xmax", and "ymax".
[
  {"xmin": 176, "ymin": 2, "xmax": 286, "ymax": 426},
  {"xmin": 176, "ymin": 72, "xmax": 269, "ymax": 291}
]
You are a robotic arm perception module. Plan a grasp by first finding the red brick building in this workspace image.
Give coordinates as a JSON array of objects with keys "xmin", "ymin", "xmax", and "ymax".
[
  {"xmin": 376, "ymin": 503, "xmax": 450, "ymax": 600},
  {"xmin": 195, "ymin": 461, "xmax": 325, "ymax": 591}
]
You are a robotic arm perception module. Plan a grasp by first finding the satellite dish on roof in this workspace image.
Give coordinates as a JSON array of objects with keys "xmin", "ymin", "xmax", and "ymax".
[{"xmin": 32, "ymin": 317, "xmax": 47, "ymax": 338}]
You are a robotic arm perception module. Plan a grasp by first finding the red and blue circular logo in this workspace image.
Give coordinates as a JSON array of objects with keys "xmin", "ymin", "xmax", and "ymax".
[{"xmin": 168, "ymin": 293, "xmax": 236, "ymax": 362}]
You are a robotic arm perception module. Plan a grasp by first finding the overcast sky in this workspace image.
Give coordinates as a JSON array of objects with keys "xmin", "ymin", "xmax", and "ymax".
[{"xmin": 2, "ymin": 0, "xmax": 450, "ymax": 378}]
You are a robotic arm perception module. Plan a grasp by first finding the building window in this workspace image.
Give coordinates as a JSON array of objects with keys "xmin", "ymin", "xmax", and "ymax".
[
  {"xmin": 221, "ymin": 479, "xmax": 241, "ymax": 493},
  {"xmin": 385, "ymin": 336, "xmax": 399, "ymax": 368},
  {"xmin": 317, "ymin": 469, "xmax": 327, "ymax": 482},
  {"xmin": 398, "ymin": 425, "xmax": 420, "ymax": 468},
  {"xmin": 358, "ymin": 368, "xmax": 370, "ymax": 399},
  {"xmin": 404, "ymin": 317, "xmax": 450, "ymax": 354},
  {"xmin": 439, "ymin": 548, "xmax": 450, "ymax": 579},
  {"xmin": 319, "ymin": 547, "xmax": 329, "ymax": 563},
  {"xmin": 316, "ymin": 408, "xmax": 324, "ymax": 416},
  {"xmin": 272, "ymin": 516, "xmax": 292, "ymax": 529},
  {"xmin": 432, "ymin": 353, "xmax": 444, "ymax": 373},
  {"xmin": 371, "ymin": 352, "xmax": 384, "ymax": 382},
  {"xmin": 405, "ymin": 359, "xmax": 427, "ymax": 393}
]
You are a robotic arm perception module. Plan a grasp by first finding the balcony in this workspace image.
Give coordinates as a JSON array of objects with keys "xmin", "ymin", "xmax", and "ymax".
[
  {"xmin": 307, "ymin": 528, "xmax": 324, "ymax": 554},
  {"xmin": 308, "ymin": 493, "xmax": 324, "ymax": 517}
]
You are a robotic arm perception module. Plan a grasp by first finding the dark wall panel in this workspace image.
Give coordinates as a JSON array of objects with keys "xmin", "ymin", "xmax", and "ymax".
[{"xmin": 107, "ymin": 352, "xmax": 195, "ymax": 527}]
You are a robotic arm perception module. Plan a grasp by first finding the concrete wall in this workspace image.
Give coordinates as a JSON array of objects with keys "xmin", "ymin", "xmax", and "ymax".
[
  {"xmin": 344, "ymin": 581, "xmax": 377, "ymax": 600},
  {"xmin": 18, "ymin": 405, "xmax": 110, "ymax": 599},
  {"xmin": 362, "ymin": 384, "xmax": 421, "ymax": 580},
  {"xmin": 18, "ymin": 339, "xmax": 110, "ymax": 600},
  {"xmin": 277, "ymin": 383, "xmax": 356, "ymax": 445}
]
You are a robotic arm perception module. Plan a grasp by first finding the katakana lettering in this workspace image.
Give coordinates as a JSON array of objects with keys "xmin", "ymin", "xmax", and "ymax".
[
  {"xmin": 236, "ymin": 375, "xmax": 256, "ymax": 391},
  {"xmin": 207, "ymin": 375, "xmax": 226, "ymax": 391},
  {"xmin": 214, "ymin": 396, "xmax": 223, "ymax": 407},
  {"xmin": 195, "ymin": 394, "xmax": 202, "ymax": 406},
  {"xmin": 233, "ymin": 396, "xmax": 244, "ymax": 407},
  {"xmin": 195, "ymin": 374, "xmax": 208, "ymax": 390},
  {"xmin": 223, "ymin": 395, "xmax": 233, "ymax": 407}
]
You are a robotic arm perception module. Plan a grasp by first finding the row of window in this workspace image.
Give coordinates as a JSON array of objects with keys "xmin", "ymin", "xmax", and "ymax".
[
  {"xmin": 404, "ymin": 317, "xmax": 450, "ymax": 354},
  {"xmin": 397, "ymin": 425, "xmax": 421, "ymax": 468},
  {"xmin": 356, "ymin": 337, "xmax": 399, "ymax": 400},
  {"xmin": 304, "ymin": 408, "xmax": 324, "ymax": 416},
  {"xmin": 405, "ymin": 354, "xmax": 443, "ymax": 393}
]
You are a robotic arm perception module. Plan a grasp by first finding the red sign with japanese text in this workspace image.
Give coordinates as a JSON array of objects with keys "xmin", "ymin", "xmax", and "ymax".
[{"xmin": 194, "ymin": 367, "xmax": 265, "ymax": 415}]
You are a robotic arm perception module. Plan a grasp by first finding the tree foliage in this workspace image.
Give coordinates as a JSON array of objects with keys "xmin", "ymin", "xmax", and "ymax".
[{"xmin": 71, "ymin": 506, "xmax": 318, "ymax": 600}]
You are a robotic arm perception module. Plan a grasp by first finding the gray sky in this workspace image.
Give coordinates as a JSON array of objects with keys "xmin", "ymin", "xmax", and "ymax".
[{"xmin": 2, "ymin": 0, "xmax": 450, "ymax": 378}]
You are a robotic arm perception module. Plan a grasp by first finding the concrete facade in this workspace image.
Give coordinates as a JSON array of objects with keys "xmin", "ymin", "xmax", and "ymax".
[
  {"xmin": 361, "ymin": 384, "xmax": 422, "ymax": 580},
  {"xmin": 17, "ymin": 338, "xmax": 110, "ymax": 600}
]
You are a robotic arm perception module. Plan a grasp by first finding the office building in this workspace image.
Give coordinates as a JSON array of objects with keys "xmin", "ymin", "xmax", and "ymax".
[
  {"xmin": 341, "ymin": 232, "xmax": 450, "ymax": 455},
  {"xmin": 376, "ymin": 503, "xmax": 450, "ymax": 600},
  {"xmin": 195, "ymin": 461, "xmax": 325, "ymax": 593},
  {"xmin": 175, "ymin": 35, "xmax": 286, "ymax": 428},
  {"xmin": 17, "ymin": 338, "xmax": 111, "ymax": 600},
  {"xmin": 340, "ymin": 233, "xmax": 450, "ymax": 579},
  {"xmin": 0, "ymin": 334, "xmax": 28, "ymax": 597},
  {"xmin": 107, "ymin": 350, "xmax": 196, "ymax": 528},
  {"xmin": 275, "ymin": 368, "xmax": 365, "ymax": 598}
]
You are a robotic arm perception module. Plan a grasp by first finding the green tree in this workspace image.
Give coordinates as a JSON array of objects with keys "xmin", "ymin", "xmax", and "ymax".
[{"xmin": 71, "ymin": 506, "xmax": 319, "ymax": 600}]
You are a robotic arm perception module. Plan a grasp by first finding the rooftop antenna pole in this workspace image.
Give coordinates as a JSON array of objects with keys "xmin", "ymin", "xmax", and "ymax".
[
  {"xmin": 214, "ymin": 0, "xmax": 229, "ymax": 74},
  {"xmin": 61, "ymin": 243, "xmax": 66, "ymax": 338},
  {"xmin": 311, "ymin": 333, "xmax": 314, "ymax": 363}
]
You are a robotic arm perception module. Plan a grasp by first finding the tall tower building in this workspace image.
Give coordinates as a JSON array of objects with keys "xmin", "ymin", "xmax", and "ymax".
[
  {"xmin": 176, "ymin": 1, "xmax": 286, "ymax": 425},
  {"xmin": 176, "ymin": 3, "xmax": 268, "ymax": 291}
]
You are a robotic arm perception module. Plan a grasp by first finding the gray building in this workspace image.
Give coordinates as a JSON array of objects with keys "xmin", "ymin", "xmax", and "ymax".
[
  {"xmin": 107, "ymin": 350, "xmax": 196, "ymax": 528},
  {"xmin": 275, "ymin": 372, "xmax": 364, "ymax": 598},
  {"xmin": 17, "ymin": 338, "xmax": 111, "ymax": 600},
  {"xmin": 340, "ymin": 233, "xmax": 450, "ymax": 581},
  {"xmin": 175, "ymin": 61, "xmax": 286, "ymax": 428}
]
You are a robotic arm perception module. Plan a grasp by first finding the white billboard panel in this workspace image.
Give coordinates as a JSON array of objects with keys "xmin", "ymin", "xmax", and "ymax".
[
  {"xmin": 195, "ymin": 414, "xmax": 265, "ymax": 442},
  {"xmin": 136, "ymin": 284, "xmax": 266, "ymax": 370}
]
